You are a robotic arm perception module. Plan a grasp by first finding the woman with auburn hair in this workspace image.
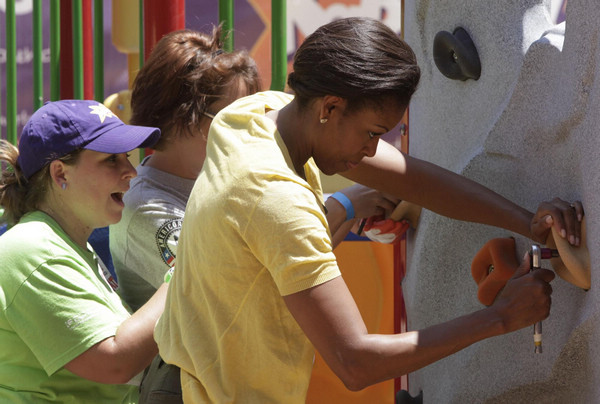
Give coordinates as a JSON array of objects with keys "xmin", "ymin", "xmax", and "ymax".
[{"xmin": 110, "ymin": 26, "xmax": 399, "ymax": 402}]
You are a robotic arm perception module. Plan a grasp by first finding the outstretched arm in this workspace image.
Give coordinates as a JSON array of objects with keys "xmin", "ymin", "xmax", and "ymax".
[
  {"xmin": 283, "ymin": 254, "xmax": 554, "ymax": 390},
  {"xmin": 342, "ymin": 140, "xmax": 581, "ymax": 245}
]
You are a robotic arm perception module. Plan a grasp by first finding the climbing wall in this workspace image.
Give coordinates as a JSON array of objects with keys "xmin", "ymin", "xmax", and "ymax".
[{"xmin": 403, "ymin": 0, "xmax": 600, "ymax": 402}]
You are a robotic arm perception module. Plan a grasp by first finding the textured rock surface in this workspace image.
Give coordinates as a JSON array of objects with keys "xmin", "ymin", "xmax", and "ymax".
[{"xmin": 404, "ymin": 1, "xmax": 600, "ymax": 402}]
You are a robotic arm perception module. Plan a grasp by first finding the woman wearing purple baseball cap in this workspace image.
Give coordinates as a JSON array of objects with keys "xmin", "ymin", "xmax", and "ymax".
[{"xmin": 0, "ymin": 100, "xmax": 164, "ymax": 403}]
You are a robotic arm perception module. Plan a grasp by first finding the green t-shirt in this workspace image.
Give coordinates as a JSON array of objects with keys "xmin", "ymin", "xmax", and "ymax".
[{"xmin": 0, "ymin": 211, "xmax": 138, "ymax": 403}]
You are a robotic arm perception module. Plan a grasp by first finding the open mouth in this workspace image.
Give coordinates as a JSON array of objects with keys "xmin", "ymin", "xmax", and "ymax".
[{"xmin": 111, "ymin": 192, "xmax": 124, "ymax": 203}]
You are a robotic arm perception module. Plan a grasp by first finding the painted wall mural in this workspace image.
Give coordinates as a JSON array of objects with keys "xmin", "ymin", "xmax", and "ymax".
[{"xmin": 0, "ymin": 0, "xmax": 400, "ymax": 140}]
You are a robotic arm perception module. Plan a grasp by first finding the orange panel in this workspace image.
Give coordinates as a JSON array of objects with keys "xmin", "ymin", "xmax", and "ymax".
[{"xmin": 306, "ymin": 241, "xmax": 396, "ymax": 404}]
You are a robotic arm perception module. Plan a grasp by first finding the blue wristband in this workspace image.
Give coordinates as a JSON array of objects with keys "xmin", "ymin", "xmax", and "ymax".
[{"xmin": 330, "ymin": 192, "xmax": 355, "ymax": 221}]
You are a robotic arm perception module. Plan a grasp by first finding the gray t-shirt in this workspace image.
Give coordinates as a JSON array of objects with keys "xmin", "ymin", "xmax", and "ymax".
[{"xmin": 109, "ymin": 157, "xmax": 195, "ymax": 311}]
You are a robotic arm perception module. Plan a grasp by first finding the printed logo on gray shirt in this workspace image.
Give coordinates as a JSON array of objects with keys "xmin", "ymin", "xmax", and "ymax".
[{"xmin": 156, "ymin": 219, "xmax": 182, "ymax": 267}]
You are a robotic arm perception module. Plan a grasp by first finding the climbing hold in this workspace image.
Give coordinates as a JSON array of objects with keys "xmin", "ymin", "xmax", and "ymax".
[
  {"xmin": 545, "ymin": 219, "xmax": 590, "ymax": 290},
  {"xmin": 471, "ymin": 237, "xmax": 518, "ymax": 306},
  {"xmin": 433, "ymin": 27, "xmax": 481, "ymax": 81}
]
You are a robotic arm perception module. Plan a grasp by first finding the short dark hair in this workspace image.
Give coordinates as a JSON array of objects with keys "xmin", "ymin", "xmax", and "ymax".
[
  {"xmin": 131, "ymin": 26, "xmax": 261, "ymax": 150},
  {"xmin": 288, "ymin": 17, "xmax": 420, "ymax": 112}
]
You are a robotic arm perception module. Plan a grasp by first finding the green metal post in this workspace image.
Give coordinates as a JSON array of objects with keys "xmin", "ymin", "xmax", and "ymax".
[
  {"xmin": 72, "ymin": 0, "xmax": 84, "ymax": 99},
  {"xmin": 219, "ymin": 0, "xmax": 234, "ymax": 52},
  {"xmin": 94, "ymin": 0, "xmax": 104, "ymax": 102},
  {"xmin": 0, "ymin": 25, "xmax": 1, "ymax": 141},
  {"xmin": 33, "ymin": 0, "xmax": 43, "ymax": 110},
  {"xmin": 6, "ymin": 0, "xmax": 17, "ymax": 145},
  {"xmin": 50, "ymin": 0, "xmax": 61, "ymax": 101},
  {"xmin": 0, "ymin": 30, "xmax": 1, "ymax": 140},
  {"xmin": 270, "ymin": 0, "xmax": 286, "ymax": 90}
]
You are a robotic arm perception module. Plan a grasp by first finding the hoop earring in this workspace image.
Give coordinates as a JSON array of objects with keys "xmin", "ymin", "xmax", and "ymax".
[{"xmin": 320, "ymin": 118, "xmax": 328, "ymax": 124}]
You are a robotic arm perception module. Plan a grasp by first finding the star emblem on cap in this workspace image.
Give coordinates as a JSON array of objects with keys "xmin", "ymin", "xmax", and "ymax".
[{"xmin": 88, "ymin": 103, "xmax": 116, "ymax": 123}]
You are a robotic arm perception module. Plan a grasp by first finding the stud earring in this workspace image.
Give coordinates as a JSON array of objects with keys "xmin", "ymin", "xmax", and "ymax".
[
  {"xmin": 320, "ymin": 118, "xmax": 328, "ymax": 124},
  {"xmin": 61, "ymin": 183, "xmax": 67, "ymax": 190}
]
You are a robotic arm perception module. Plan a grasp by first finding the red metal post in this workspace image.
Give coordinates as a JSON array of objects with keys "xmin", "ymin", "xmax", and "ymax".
[
  {"xmin": 143, "ymin": 0, "xmax": 185, "ymax": 60},
  {"xmin": 60, "ymin": 0, "xmax": 94, "ymax": 100},
  {"xmin": 394, "ymin": 236, "xmax": 409, "ymax": 393},
  {"xmin": 394, "ymin": 2, "xmax": 410, "ymax": 395},
  {"xmin": 394, "ymin": 111, "xmax": 410, "ymax": 395},
  {"xmin": 83, "ymin": 0, "xmax": 94, "ymax": 100},
  {"xmin": 141, "ymin": 0, "xmax": 185, "ymax": 157}
]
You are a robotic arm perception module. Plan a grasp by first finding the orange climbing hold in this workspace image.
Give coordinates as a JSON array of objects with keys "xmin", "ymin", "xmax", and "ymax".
[{"xmin": 471, "ymin": 237, "xmax": 519, "ymax": 306}]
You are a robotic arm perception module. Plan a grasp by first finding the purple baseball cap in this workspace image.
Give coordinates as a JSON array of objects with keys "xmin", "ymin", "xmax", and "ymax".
[{"xmin": 17, "ymin": 99, "xmax": 161, "ymax": 179}]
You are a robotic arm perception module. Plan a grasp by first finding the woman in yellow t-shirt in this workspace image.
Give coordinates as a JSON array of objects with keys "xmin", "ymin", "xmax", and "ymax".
[{"xmin": 155, "ymin": 17, "xmax": 582, "ymax": 403}]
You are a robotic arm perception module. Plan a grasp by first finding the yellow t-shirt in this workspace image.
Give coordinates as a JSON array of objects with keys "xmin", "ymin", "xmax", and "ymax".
[{"xmin": 155, "ymin": 91, "xmax": 341, "ymax": 403}]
